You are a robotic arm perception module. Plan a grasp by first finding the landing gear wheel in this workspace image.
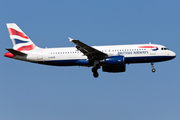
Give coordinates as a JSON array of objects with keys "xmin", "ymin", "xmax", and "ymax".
[
  {"xmin": 151, "ymin": 62, "xmax": 156, "ymax": 73},
  {"xmin": 93, "ymin": 72, "xmax": 99, "ymax": 78},
  {"xmin": 92, "ymin": 66, "xmax": 100, "ymax": 78},
  {"xmin": 92, "ymin": 67, "xmax": 97, "ymax": 73}
]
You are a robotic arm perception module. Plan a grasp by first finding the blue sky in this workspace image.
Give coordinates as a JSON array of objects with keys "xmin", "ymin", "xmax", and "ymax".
[{"xmin": 0, "ymin": 0, "xmax": 180, "ymax": 120}]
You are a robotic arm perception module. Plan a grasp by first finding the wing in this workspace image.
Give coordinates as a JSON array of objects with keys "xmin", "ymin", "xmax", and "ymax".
[{"xmin": 69, "ymin": 37, "xmax": 107, "ymax": 60}]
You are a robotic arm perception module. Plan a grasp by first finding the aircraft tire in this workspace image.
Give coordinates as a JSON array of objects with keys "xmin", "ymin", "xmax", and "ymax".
[
  {"xmin": 93, "ymin": 72, "xmax": 99, "ymax": 78},
  {"xmin": 152, "ymin": 68, "xmax": 156, "ymax": 73},
  {"xmin": 92, "ymin": 67, "xmax": 97, "ymax": 73}
]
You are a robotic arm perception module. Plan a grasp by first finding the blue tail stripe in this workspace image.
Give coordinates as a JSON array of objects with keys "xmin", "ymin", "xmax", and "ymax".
[{"xmin": 14, "ymin": 39, "xmax": 28, "ymax": 44}]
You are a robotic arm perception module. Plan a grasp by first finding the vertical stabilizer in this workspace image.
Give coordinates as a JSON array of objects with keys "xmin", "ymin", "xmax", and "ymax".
[{"xmin": 6, "ymin": 23, "xmax": 37, "ymax": 51}]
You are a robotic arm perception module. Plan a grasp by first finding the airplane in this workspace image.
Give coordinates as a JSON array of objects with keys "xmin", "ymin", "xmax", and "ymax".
[{"xmin": 4, "ymin": 23, "xmax": 176, "ymax": 78}]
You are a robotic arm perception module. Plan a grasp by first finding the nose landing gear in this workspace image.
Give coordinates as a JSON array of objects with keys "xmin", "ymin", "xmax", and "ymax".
[{"xmin": 151, "ymin": 62, "xmax": 156, "ymax": 73}]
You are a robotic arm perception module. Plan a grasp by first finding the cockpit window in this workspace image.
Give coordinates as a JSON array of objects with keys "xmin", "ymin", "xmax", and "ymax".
[{"xmin": 161, "ymin": 47, "xmax": 169, "ymax": 50}]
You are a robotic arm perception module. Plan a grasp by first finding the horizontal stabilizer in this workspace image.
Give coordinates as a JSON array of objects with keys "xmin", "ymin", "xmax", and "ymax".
[{"xmin": 6, "ymin": 48, "xmax": 26, "ymax": 56}]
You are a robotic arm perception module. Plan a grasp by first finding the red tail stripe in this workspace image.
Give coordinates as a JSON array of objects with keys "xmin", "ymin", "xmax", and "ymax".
[
  {"xmin": 8, "ymin": 28, "xmax": 29, "ymax": 39},
  {"xmin": 17, "ymin": 44, "xmax": 36, "ymax": 51}
]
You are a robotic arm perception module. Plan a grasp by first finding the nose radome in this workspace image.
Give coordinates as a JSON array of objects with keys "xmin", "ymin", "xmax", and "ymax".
[
  {"xmin": 173, "ymin": 52, "xmax": 176, "ymax": 58},
  {"xmin": 170, "ymin": 51, "xmax": 176, "ymax": 58}
]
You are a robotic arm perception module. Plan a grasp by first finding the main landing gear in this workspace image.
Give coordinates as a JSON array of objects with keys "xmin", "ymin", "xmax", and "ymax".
[
  {"xmin": 91, "ymin": 60, "xmax": 100, "ymax": 78},
  {"xmin": 151, "ymin": 62, "xmax": 156, "ymax": 73},
  {"xmin": 92, "ymin": 66, "xmax": 100, "ymax": 78}
]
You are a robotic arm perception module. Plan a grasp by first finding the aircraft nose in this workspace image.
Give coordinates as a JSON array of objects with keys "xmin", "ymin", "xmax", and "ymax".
[
  {"xmin": 173, "ymin": 52, "xmax": 176, "ymax": 58},
  {"xmin": 170, "ymin": 51, "xmax": 176, "ymax": 59}
]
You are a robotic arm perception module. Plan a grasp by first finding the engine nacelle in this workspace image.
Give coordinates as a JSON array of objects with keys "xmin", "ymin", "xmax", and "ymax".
[
  {"xmin": 103, "ymin": 56, "xmax": 124, "ymax": 65},
  {"xmin": 102, "ymin": 65, "xmax": 126, "ymax": 73}
]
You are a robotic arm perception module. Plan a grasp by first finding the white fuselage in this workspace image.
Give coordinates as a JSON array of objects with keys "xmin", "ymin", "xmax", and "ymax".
[{"xmin": 15, "ymin": 43, "xmax": 175, "ymax": 66}]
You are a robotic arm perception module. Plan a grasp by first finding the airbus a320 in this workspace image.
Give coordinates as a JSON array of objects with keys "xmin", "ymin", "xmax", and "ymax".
[{"xmin": 4, "ymin": 23, "xmax": 176, "ymax": 78}]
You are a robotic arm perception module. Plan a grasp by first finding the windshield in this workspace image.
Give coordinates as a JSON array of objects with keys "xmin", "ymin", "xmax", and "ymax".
[{"xmin": 161, "ymin": 47, "xmax": 169, "ymax": 50}]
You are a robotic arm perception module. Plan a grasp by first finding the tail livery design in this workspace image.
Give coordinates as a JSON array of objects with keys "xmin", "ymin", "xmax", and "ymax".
[
  {"xmin": 7, "ymin": 23, "xmax": 36, "ymax": 51},
  {"xmin": 5, "ymin": 23, "xmax": 37, "ymax": 58},
  {"xmin": 4, "ymin": 23, "xmax": 176, "ymax": 78}
]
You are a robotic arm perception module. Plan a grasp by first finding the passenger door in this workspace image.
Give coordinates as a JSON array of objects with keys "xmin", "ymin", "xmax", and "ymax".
[
  {"xmin": 37, "ymin": 49, "xmax": 43, "ymax": 60},
  {"xmin": 150, "ymin": 46, "xmax": 156, "ymax": 55}
]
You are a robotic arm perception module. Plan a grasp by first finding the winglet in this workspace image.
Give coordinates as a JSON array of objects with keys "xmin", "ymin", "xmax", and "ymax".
[{"xmin": 68, "ymin": 37, "xmax": 74, "ymax": 42}]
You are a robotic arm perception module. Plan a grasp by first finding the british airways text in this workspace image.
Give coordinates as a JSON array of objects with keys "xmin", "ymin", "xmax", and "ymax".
[{"xmin": 118, "ymin": 51, "xmax": 149, "ymax": 55}]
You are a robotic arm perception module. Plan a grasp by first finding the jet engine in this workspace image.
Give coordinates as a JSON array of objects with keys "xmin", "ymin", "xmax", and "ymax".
[
  {"xmin": 101, "ymin": 56, "xmax": 126, "ymax": 72},
  {"xmin": 103, "ymin": 56, "xmax": 124, "ymax": 65}
]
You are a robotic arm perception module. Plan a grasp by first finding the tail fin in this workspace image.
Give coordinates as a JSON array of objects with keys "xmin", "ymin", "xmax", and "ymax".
[{"xmin": 6, "ymin": 23, "xmax": 37, "ymax": 51}]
